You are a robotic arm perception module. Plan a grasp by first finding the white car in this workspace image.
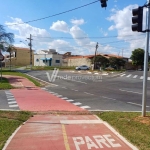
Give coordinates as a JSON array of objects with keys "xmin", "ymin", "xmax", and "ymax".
[{"xmin": 75, "ymin": 65, "xmax": 90, "ymax": 70}]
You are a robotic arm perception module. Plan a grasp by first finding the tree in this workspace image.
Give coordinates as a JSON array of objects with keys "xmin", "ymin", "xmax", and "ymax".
[
  {"xmin": 0, "ymin": 25, "xmax": 14, "ymax": 52},
  {"xmin": 7, "ymin": 45, "xmax": 17, "ymax": 70},
  {"xmin": 92, "ymin": 55, "xmax": 109, "ymax": 69},
  {"xmin": 130, "ymin": 48, "xmax": 144, "ymax": 69},
  {"xmin": 109, "ymin": 57, "xmax": 126, "ymax": 70}
]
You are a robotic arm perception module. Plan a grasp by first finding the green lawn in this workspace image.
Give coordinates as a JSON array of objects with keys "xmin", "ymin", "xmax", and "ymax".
[
  {"xmin": 0, "ymin": 111, "xmax": 32, "ymax": 150},
  {"xmin": 98, "ymin": 112, "xmax": 150, "ymax": 150},
  {"xmin": 0, "ymin": 77, "xmax": 13, "ymax": 90}
]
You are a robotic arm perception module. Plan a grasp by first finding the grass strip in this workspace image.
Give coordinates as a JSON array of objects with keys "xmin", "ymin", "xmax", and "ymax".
[
  {"xmin": 0, "ymin": 77, "xmax": 13, "ymax": 90},
  {"xmin": 97, "ymin": 112, "xmax": 150, "ymax": 150},
  {"xmin": 2, "ymin": 71, "xmax": 41, "ymax": 87},
  {"xmin": 0, "ymin": 111, "xmax": 32, "ymax": 150}
]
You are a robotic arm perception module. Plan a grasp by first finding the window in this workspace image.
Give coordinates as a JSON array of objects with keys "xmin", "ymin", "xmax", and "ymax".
[
  {"xmin": 36, "ymin": 59, "xmax": 39, "ymax": 62},
  {"xmin": 56, "ymin": 60, "xmax": 60, "ymax": 63}
]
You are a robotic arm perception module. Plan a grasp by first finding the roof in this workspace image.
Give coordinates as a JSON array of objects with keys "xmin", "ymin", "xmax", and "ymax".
[
  {"xmin": 65, "ymin": 54, "xmax": 128, "ymax": 59},
  {"xmin": 14, "ymin": 47, "xmax": 34, "ymax": 51}
]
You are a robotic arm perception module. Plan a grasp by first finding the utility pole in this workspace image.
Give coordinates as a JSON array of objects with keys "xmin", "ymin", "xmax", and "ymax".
[
  {"xmin": 142, "ymin": 0, "xmax": 150, "ymax": 117},
  {"xmin": 27, "ymin": 34, "xmax": 33, "ymax": 69},
  {"xmin": 94, "ymin": 42, "xmax": 99, "ymax": 70}
]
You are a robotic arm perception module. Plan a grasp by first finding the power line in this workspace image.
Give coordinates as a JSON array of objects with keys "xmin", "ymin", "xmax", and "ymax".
[
  {"xmin": 32, "ymin": 34, "xmax": 144, "ymax": 39},
  {"xmin": 5, "ymin": 0, "xmax": 99, "ymax": 27}
]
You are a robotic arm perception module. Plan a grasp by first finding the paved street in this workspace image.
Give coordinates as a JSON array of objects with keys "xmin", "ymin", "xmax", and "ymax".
[
  {"xmin": 0, "ymin": 90, "xmax": 19, "ymax": 110},
  {"xmin": 24, "ymin": 70, "xmax": 150, "ymax": 112}
]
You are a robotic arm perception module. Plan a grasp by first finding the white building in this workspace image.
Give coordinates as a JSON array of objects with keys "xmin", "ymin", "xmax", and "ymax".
[{"xmin": 34, "ymin": 49, "xmax": 62, "ymax": 67}]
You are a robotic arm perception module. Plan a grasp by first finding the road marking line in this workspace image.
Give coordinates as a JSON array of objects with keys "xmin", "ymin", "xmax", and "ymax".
[
  {"xmin": 49, "ymin": 91, "xmax": 55, "ymax": 94},
  {"xmin": 127, "ymin": 102, "xmax": 150, "ymax": 108},
  {"xmin": 102, "ymin": 96, "xmax": 116, "ymax": 101},
  {"xmin": 133, "ymin": 75, "xmax": 138, "ymax": 78},
  {"xmin": 80, "ymin": 106, "xmax": 91, "ymax": 109},
  {"xmin": 60, "ymin": 120, "xmax": 103, "ymax": 124},
  {"xmin": 62, "ymin": 87, "xmax": 67, "ymax": 89},
  {"xmin": 52, "ymin": 93, "xmax": 59, "ymax": 95},
  {"xmin": 61, "ymin": 97, "xmax": 68, "ymax": 100},
  {"xmin": 119, "ymin": 89, "xmax": 142, "ymax": 94},
  {"xmin": 120, "ymin": 74, "xmax": 126, "ymax": 77},
  {"xmin": 140, "ymin": 76, "xmax": 143, "ymax": 79},
  {"xmin": 61, "ymin": 77, "xmax": 87, "ymax": 84},
  {"xmin": 56, "ymin": 95, "xmax": 63, "ymax": 97},
  {"xmin": 9, "ymin": 104, "xmax": 18, "ymax": 108},
  {"xmin": 62, "ymin": 124, "xmax": 70, "ymax": 150},
  {"xmin": 7, "ymin": 98, "xmax": 16, "ymax": 101},
  {"xmin": 6, "ymin": 96, "xmax": 14, "ymax": 98},
  {"xmin": 84, "ymin": 92, "xmax": 94, "ymax": 95},
  {"xmin": 8, "ymin": 101, "xmax": 17, "ymax": 104},
  {"xmin": 71, "ymin": 89, "xmax": 78, "ymax": 91},
  {"xmin": 73, "ymin": 102, "xmax": 82, "ymax": 106},
  {"xmin": 66, "ymin": 100, "xmax": 74, "ymax": 102},
  {"xmin": 126, "ymin": 74, "xmax": 132, "ymax": 77}
]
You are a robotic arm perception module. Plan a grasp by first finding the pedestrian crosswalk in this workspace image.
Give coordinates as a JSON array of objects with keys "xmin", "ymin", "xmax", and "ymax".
[
  {"xmin": 120, "ymin": 73, "xmax": 150, "ymax": 80},
  {"xmin": 41, "ymin": 88, "xmax": 91, "ymax": 110},
  {"xmin": 5, "ymin": 90, "xmax": 19, "ymax": 109}
]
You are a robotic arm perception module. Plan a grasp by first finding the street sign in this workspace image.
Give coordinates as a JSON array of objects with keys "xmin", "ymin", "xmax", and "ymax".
[{"xmin": 0, "ymin": 55, "xmax": 4, "ymax": 61}]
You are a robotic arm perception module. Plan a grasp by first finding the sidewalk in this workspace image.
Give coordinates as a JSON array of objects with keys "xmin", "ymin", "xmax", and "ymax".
[{"xmin": 3, "ymin": 75, "xmax": 138, "ymax": 150}]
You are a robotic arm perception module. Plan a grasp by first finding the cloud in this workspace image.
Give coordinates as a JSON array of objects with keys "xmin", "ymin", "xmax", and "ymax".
[
  {"xmin": 50, "ymin": 20, "xmax": 69, "ymax": 33},
  {"xmin": 48, "ymin": 39, "xmax": 84, "ymax": 55},
  {"xmin": 5, "ymin": 17, "xmax": 51, "ymax": 50},
  {"xmin": 107, "ymin": 5, "xmax": 146, "ymax": 57},
  {"xmin": 70, "ymin": 19, "xmax": 85, "ymax": 25}
]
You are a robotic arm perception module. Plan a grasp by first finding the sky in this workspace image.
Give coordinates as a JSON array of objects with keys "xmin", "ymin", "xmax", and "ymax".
[{"xmin": 0, "ymin": 0, "xmax": 147, "ymax": 58}]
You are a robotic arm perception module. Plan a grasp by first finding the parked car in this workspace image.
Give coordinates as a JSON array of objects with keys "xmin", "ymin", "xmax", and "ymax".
[{"xmin": 75, "ymin": 65, "xmax": 90, "ymax": 70}]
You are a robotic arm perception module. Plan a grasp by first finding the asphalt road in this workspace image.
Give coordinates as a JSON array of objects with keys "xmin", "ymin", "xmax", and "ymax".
[
  {"xmin": 0, "ymin": 90, "xmax": 19, "ymax": 110},
  {"xmin": 25, "ymin": 70, "xmax": 150, "ymax": 112}
]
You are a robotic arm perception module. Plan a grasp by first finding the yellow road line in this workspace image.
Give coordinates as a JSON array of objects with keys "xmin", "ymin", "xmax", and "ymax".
[{"xmin": 62, "ymin": 124, "xmax": 70, "ymax": 150}]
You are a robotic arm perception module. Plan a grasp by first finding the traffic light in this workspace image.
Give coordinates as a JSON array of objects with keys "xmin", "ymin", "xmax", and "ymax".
[
  {"xmin": 100, "ymin": 0, "xmax": 107, "ymax": 8},
  {"xmin": 132, "ymin": 7, "xmax": 143, "ymax": 32}
]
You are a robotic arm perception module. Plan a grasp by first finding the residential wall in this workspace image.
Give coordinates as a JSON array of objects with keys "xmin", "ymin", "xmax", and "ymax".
[
  {"xmin": 34, "ymin": 54, "xmax": 52, "ymax": 66},
  {"xmin": 5, "ymin": 48, "xmax": 34, "ymax": 67},
  {"xmin": 34, "ymin": 54, "xmax": 62, "ymax": 66},
  {"xmin": 52, "ymin": 55, "xmax": 62, "ymax": 66},
  {"xmin": 66, "ymin": 57, "xmax": 92, "ymax": 67}
]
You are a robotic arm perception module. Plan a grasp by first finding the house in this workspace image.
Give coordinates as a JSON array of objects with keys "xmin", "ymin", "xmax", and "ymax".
[
  {"xmin": 34, "ymin": 49, "xmax": 62, "ymax": 66},
  {"xmin": 5, "ymin": 47, "xmax": 34, "ymax": 67},
  {"xmin": 63, "ymin": 53, "xmax": 129, "ymax": 69}
]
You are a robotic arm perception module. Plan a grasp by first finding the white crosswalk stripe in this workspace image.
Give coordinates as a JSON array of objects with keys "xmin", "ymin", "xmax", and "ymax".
[
  {"xmin": 126, "ymin": 74, "xmax": 132, "ymax": 77},
  {"xmin": 120, "ymin": 74, "xmax": 126, "ymax": 77},
  {"xmin": 133, "ymin": 75, "xmax": 138, "ymax": 78},
  {"xmin": 140, "ymin": 76, "xmax": 143, "ymax": 79},
  {"xmin": 73, "ymin": 102, "xmax": 82, "ymax": 106}
]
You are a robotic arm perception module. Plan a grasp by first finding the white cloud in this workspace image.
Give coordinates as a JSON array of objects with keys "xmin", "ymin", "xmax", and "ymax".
[
  {"xmin": 5, "ymin": 17, "xmax": 51, "ymax": 50},
  {"xmin": 70, "ymin": 19, "xmax": 85, "ymax": 25},
  {"xmin": 50, "ymin": 20, "xmax": 69, "ymax": 33},
  {"xmin": 107, "ymin": 5, "xmax": 146, "ymax": 57}
]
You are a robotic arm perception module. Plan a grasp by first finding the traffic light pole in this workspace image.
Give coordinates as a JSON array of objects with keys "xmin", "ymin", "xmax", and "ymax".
[{"xmin": 142, "ymin": 0, "xmax": 150, "ymax": 117}]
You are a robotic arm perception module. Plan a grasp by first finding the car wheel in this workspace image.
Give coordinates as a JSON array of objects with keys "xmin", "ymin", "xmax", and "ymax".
[{"xmin": 78, "ymin": 68, "xmax": 81, "ymax": 70}]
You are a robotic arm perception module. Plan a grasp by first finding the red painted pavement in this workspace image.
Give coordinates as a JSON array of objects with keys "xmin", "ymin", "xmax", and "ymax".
[
  {"xmin": 11, "ymin": 88, "xmax": 85, "ymax": 111},
  {"xmin": 5, "ymin": 115, "xmax": 137, "ymax": 150}
]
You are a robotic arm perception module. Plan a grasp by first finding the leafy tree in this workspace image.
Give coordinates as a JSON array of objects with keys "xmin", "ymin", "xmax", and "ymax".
[
  {"xmin": 0, "ymin": 25, "xmax": 14, "ymax": 52},
  {"xmin": 130, "ymin": 48, "xmax": 144, "ymax": 68},
  {"xmin": 0, "ymin": 25, "xmax": 14, "ymax": 43},
  {"xmin": 6, "ymin": 45, "xmax": 17, "ymax": 70},
  {"xmin": 92, "ymin": 55, "xmax": 109, "ymax": 68},
  {"xmin": 109, "ymin": 57, "xmax": 125, "ymax": 70}
]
